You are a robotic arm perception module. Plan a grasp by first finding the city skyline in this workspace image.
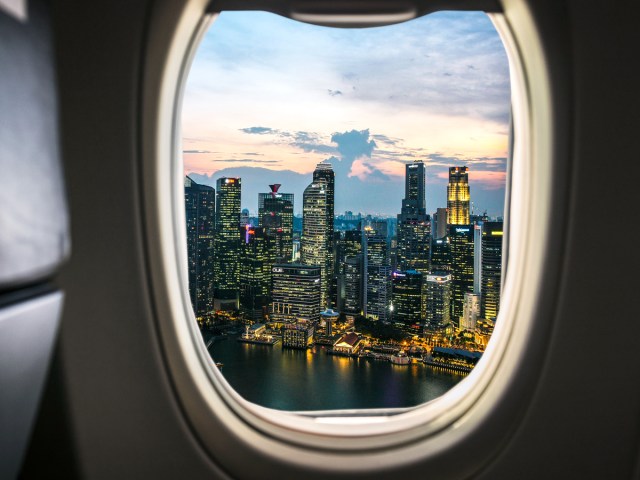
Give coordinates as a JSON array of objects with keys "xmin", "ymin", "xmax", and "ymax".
[{"xmin": 182, "ymin": 11, "xmax": 510, "ymax": 216}]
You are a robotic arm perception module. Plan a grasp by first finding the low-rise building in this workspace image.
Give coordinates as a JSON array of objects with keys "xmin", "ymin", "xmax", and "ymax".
[{"xmin": 333, "ymin": 332, "xmax": 362, "ymax": 355}]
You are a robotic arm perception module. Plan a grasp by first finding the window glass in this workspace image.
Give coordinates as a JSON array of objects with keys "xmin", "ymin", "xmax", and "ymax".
[{"xmin": 182, "ymin": 11, "xmax": 509, "ymax": 411}]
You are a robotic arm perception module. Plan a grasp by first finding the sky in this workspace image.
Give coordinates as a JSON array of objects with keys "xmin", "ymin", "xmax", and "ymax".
[{"xmin": 182, "ymin": 11, "xmax": 510, "ymax": 216}]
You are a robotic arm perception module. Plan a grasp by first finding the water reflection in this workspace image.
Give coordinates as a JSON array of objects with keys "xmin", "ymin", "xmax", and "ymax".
[{"xmin": 211, "ymin": 338, "xmax": 464, "ymax": 411}]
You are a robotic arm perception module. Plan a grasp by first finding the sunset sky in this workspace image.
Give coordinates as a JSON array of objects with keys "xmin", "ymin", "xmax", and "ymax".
[{"xmin": 182, "ymin": 10, "xmax": 510, "ymax": 216}]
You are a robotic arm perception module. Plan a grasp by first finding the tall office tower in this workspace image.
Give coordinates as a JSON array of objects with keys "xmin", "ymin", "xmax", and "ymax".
[
  {"xmin": 396, "ymin": 160, "xmax": 431, "ymax": 272},
  {"xmin": 184, "ymin": 176, "xmax": 215, "ymax": 318},
  {"xmin": 270, "ymin": 264, "xmax": 321, "ymax": 324},
  {"xmin": 431, "ymin": 236, "xmax": 452, "ymax": 272},
  {"xmin": 434, "ymin": 207, "xmax": 448, "ymax": 239},
  {"xmin": 312, "ymin": 163, "xmax": 335, "ymax": 305},
  {"xmin": 301, "ymin": 178, "xmax": 331, "ymax": 307},
  {"xmin": 258, "ymin": 184, "xmax": 294, "ymax": 264},
  {"xmin": 239, "ymin": 226, "xmax": 272, "ymax": 322},
  {"xmin": 473, "ymin": 222, "xmax": 483, "ymax": 294},
  {"xmin": 425, "ymin": 272, "xmax": 452, "ymax": 331},
  {"xmin": 391, "ymin": 270, "xmax": 423, "ymax": 326},
  {"xmin": 461, "ymin": 292, "xmax": 481, "ymax": 331},
  {"xmin": 335, "ymin": 229, "xmax": 363, "ymax": 310},
  {"xmin": 481, "ymin": 221, "xmax": 504, "ymax": 320},
  {"xmin": 363, "ymin": 224, "xmax": 391, "ymax": 321},
  {"xmin": 447, "ymin": 166, "xmax": 470, "ymax": 225},
  {"xmin": 449, "ymin": 224, "xmax": 475, "ymax": 325},
  {"xmin": 343, "ymin": 254, "xmax": 364, "ymax": 315},
  {"xmin": 214, "ymin": 177, "xmax": 241, "ymax": 310}
]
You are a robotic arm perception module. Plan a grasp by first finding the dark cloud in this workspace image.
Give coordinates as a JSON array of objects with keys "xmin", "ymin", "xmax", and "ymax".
[
  {"xmin": 240, "ymin": 126, "xmax": 277, "ymax": 135},
  {"xmin": 327, "ymin": 89, "xmax": 343, "ymax": 97},
  {"xmin": 331, "ymin": 129, "xmax": 376, "ymax": 162},
  {"xmin": 183, "ymin": 149, "xmax": 213, "ymax": 153}
]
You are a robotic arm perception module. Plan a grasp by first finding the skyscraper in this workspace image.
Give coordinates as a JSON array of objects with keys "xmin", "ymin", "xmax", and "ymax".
[
  {"xmin": 396, "ymin": 160, "xmax": 431, "ymax": 273},
  {"xmin": 434, "ymin": 207, "xmax": 448, "ymax": 239},
  {"xmin": 184, "ymin": 176, "xmax": 215, "ymax": 319},
  {"xmin": 363, "ymin": 224, "xmax": 391, "ymax": 322},
  {"xmin": 258, "ymin": 184, "xmax": 294, "ymax": 264},
  {"xmin": 481, "ymin": 221, "xmax": 503, "ymax": 320},
  {"xmin": 214, "ymin": 177, "xmax": 241, "ymax": 309},
  {"xmin": 343, "ymin": 254, "xmax": 363, "ymax": 316},
  {"xmin": 335, "ymin": 229, "xmax": 363, "ymax": 310},
  {"xmin": 449, "ymin": 224, "xmax": 475, "ymax": 325},
  {"xmin": 391, "ymin": 270, "xmax": 423, "ymax": 326},
  {"xmin": 447, "ymin": 166, "xmax": 470, "ymax": 225},
  {"xmin": 270, "ymin": 264, "xmax": 321, "ymax": 324},
  {"xmin": 301, "ymin": 165, "xmax": 334, "ymax": 307},
  {"xmin": 312, "ymin": 163, "xmax": 335, "ymax": 306},
  {"xmin": 425, "ymin": 272, "xmax": 452, "ymax": 331},
  {"xmin": 431, "ymin": 236, "xmax": 452, "ymax": 273},
  {"xmin": 461, "ymin": 292, "xmax": 481, "ymax": 331},
  {"xmin": 239, "ymin": 225, "xmax": 272, "ymax": 321}
]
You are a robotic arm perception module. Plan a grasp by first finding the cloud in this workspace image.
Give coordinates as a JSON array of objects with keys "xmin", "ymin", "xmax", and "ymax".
[
  {"xmin": 331, "ymin": 129, "xmax": 376, "ymax": 161},
  {"xmin": 183, "ymin": 149, "xmax": 213, "ymax": 153},
  {"xmin": 327, "ymin": 89, "xmax": 343, "ymax": 96},
  {"xmin": 214, "ymin": 158, "xmax": 280, "ymax": 164},
  {"xmin": 240, "ymin": 126, "xmax": 277, "ymax": 135}
]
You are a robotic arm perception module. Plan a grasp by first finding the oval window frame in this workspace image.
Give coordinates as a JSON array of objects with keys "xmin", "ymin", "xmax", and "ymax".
[{"xmin": 140, "ymin": 0, "xmax": 565, "ymax": 475}]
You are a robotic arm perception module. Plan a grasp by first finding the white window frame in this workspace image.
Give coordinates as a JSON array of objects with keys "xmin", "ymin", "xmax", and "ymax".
[{"xmin": 140, "ymin": 0, "xmax": 558, "ymax": 475}]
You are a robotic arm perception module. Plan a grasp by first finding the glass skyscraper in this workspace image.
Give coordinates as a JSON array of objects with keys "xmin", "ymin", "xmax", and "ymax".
[
  {"xmin": 396, "ymin": 160, "xmax": 431, "ymax": 273},
  {"xmin": 364, "ymin": 224, "xmax": 391, "ymax": 322},
  {"xmin": 258, "ymin": 184, "xmax": 294, "ymax": 264},
  {"xmin": 391, "ymin": 270, "xmax": 423, "ymax": 326},
  {"xmin": 270, "ymin": 264, "xmax": 321, "ymax": 324},
  {"xmin": 425, "ymin": 272, "xmax": 452, "ymax": 331},
  {"xmin": 184, "ymin": 176, "xmax": 215, "ymax": 319},
  {"xmin": 301, "ymin": 164, "xmax": 334, "ymax": 307},
  {"xmin": 481, "ymin": 221, "xmax": 503, "ymax": 320},
  {"xmin": 239, "ymin": 225, "xmax": 272, "ymax": 321},
  {"xmin": 214, "ymin": 177, "xmax": 241, "ymax": 309},
  {"xmin": 449, "ymin": 224, "xmax": 475, "ymax": 324}
]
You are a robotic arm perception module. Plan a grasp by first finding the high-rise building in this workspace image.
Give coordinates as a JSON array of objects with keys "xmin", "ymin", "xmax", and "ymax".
[
  {"xmin": 301, "ymin": 169, "xmax": 334, "ymax": 307},
  {"xmin": 434, "ymin": 207, "xmax": 448, "ymax": 239},
  {"xmin": 449, "ymin": 224, "xmax": 475, "ymax": 325},
  {"xmin": 363, "ymin": 224, "xmax": 391, "ymax": 321},
  {"xmin": 258, "ymin": 184, "xmax": 294, "ymax": 264},
  {"xmin": 474, "ymin": 222, "xmax": 483, "ymax": 294},
  {"xmin": 312, "ymin": 163, "xmax": 335, "ymax": 306},
  {"xmin": 214, "ymin": 177, "xmax": 241, "ymax": 309},
  {"xmin": 447, "ymin": 166, "xmax": 470, "ymax": 225},
  {"xmin": 397, "ymin": 160, "xmax": 431, "ymax": 273},
  {"xmin": 425, "ymin": 272, "xmax": 452, "ymax": 331},
  {"xmin": 343, "ymin": 254, "xmax": 363, "ymax": 315},
  {"xmin": 270, "ymin": 264, "xmax": 321, "ymax": 324},
  {"xmin": 239, "ymin": 225, "xmax": 272, "ymax": 321},
  {"xmin": 431, "ymin": 236, "xmax": 452, "ymax": 272},
  {"xmin": 335, "ymin": 230, "xmax": 363, "ymax": 310},
  {"xmin": 184, "ymin": 176, "xmax": 215, "ymax": 318},
  {"xmin": 461, "ymin": 292, "xmax": 481, "ymax": 331},
  {"xmin": 391, "ymin": 270, "xmax": 423, "ymax": 326},
  {"xmin": 481, "ymin": 221, "xmax": 503, "ymax": 320}
]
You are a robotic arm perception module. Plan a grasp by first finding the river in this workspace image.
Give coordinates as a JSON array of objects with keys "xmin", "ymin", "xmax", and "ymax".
[{"xmin": 207, "ymin": 337, "xmax": 465, "ymax": 411}]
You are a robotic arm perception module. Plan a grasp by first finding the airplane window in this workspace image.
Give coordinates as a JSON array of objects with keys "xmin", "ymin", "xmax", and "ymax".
[{"xmin": 181, "ymin": 10, "xmax": 509, "ymax": 412}]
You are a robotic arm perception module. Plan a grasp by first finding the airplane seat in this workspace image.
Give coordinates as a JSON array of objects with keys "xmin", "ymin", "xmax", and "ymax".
[{"xmin": 0, "ymin": 1, "xmax": 69, "ymax": 478}]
